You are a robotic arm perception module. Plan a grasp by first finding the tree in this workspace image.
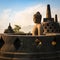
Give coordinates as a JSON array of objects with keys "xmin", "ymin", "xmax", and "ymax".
[{"xmin": 14, "ymin": 25, "xmax": 21, "ymax": 33}]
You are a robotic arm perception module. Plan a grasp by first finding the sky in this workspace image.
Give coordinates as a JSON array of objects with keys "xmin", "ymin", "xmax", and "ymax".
[{"xmin": 0, "ymin": 0, "xmax": 60, "ymax": 33}]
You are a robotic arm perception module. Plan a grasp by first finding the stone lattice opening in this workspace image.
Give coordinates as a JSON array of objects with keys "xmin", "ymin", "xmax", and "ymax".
[
  {"xmin": 0, "ymin": 37, "xmax": 5, "ymax": 48},
  {"xmin": 51, "ymin": 23, "xmax": 54, "ymax": 26},
  {"xmin": 47, "ymin": 29, "xmax": 49, "ymax": 32},
  {"xmin": 44, "ymin": 26, "xmax": 47, "ymax": 29},
  {"xmin": 49, "ymin": 26, "xmax": 52, "ymax": 29},
  {"xmin": 14, "ymin": 38, "xmax": 21, "ymax": 50},
  {"xmin": 52, "ymin": 30, "xmax": 54, "ymax": 32},
  {"xmin": 47, "ymin": 23, "xmax": 49, "ymax": 26}
]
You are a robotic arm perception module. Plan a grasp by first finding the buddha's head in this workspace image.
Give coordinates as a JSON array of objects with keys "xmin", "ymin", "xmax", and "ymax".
[{"xmin": 33, "ymin": 12, "xmax": 42, "ymax": 24}]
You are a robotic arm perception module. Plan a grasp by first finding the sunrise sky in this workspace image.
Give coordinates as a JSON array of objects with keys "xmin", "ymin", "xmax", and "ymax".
[{"xmin": 0, "ymin": 0, "xmax": 60, "ymax": 33}]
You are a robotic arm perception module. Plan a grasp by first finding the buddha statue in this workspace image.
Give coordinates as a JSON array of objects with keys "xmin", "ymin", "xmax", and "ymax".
[{"xmin": 32, "ymin": 12, "xmax": 43, "ymax": 35}]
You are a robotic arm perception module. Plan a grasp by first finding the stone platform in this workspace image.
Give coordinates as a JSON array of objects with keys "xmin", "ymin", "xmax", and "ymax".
[{"xmin": 0, "ymin": 34, "xmax": 60, "ymax": 60}]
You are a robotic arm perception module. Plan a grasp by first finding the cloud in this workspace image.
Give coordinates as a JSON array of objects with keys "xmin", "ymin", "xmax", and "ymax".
[
  {"xmin": 0, "ymin": 4, "xmax": 60, "ymax": 33},
  {"xmin": 13, "ymin": 4, "xmax": 46, "ymax": 26},
  {"xmin": 0, "ymin": 9, "xmax": 12, "ymax": 33}
]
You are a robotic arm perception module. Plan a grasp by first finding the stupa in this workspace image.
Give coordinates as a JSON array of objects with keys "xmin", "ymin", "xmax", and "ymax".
[{"xmin": 4, "ymin": 23, "xmax": 14, "ymax": 33}]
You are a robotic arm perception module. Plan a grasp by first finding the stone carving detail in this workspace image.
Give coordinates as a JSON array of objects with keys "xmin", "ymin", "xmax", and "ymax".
[
  {"xmin": 14, "ymin": 38, "xmax": 21, "ymax": 50},
  {"xmin": 0, "ymin": 37, "xmax": 5, "ymax": 49}
]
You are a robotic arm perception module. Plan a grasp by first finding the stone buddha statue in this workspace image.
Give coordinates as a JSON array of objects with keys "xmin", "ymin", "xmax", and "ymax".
[{"xmin": 32, "ymin": 12, "xmax": 43, "ymax": 36}]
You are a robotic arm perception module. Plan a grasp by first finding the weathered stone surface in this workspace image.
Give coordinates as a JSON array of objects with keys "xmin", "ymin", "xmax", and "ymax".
[
  {"xmin": 55, "ymin": 14, "xmax": 58, "ymax": 23},
  {"xmin": 0, "ymin": 34, "xmax": 60, "ymax": 60},
  {"xmin": 43, "ymin": 4, "xmax": 54, "ymax": 22},
  {"xmin": 0, "ymin": 37, "xmax": 5, "ymax": 49},
  {"xmin": 46, "ymin": 4, "xmax": 51, "ymax": 18},
  {"xmin": 0, "ymin": 34, "xmax": 60, "ymax": 52},
  {"xmin": 42, "ymin": 22, "xmax": 60, "ymax": 34},
  {"xmin": 32, "ymin": 24, "xmax": 43, "ymax": 35}
]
